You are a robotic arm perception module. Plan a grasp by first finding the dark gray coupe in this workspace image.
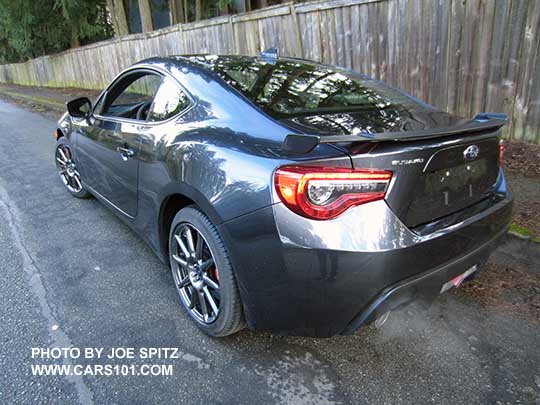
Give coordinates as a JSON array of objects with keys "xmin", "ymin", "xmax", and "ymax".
[{"xmin": 55, "ymin": 53, "xmax": 512, "ymax": 337}]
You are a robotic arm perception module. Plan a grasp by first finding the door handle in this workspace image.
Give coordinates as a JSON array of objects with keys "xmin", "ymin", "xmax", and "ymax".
[{"xmin": 116, "ymin": 146, "xmax": 134, "ymax": 161}]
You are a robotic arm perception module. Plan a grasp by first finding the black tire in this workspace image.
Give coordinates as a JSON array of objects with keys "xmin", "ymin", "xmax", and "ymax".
[
  {"xmin": 168, "ymin": 206, "xmax": 245, "ymax": 337},
  {"xmin": 55, "ymin": 138, "xmax": 92, "ymax": 199}
]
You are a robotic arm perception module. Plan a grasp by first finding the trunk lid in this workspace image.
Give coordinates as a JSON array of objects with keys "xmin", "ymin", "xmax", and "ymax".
[
  {"xmin": 277, "ymin": 109, "xmax": 503, "ymax": 229},
  {"xmin": 346, "ymin": 133, "xmax": 501, "ymax": 228}
]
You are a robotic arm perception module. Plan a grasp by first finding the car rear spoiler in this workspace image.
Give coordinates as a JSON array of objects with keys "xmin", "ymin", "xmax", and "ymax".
[{"xmin": 282, "ymin": 113, "xmax": 508, "ymax": 154}]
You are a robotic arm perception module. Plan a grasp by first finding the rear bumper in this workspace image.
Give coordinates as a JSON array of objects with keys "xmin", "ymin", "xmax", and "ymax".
[
  {"xmin": 219, "ymin": 172, "xmax": 513, "ymax": 337},
  {"xmin": 341, "ymin": 226, "xmax": 507, "ymax": 334}
]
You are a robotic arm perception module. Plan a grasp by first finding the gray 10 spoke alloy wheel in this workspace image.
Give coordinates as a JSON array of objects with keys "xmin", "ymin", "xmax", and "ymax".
[
  {"xmin": 171, "ymin": 223, "xmax": 221, "ymax": 324},
  {"xmin": 55, "ymin": 143, "xmax": 84, "ymax": 194}
]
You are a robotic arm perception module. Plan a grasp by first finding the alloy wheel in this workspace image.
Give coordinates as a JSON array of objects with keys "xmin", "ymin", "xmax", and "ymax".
[
  {"xmin": 171, "ymin": 223, "xmax": 221, "ymax": 324},
  {"xmin": 55, "ymin": 144, "xmax": 83, "ymax": 193}
]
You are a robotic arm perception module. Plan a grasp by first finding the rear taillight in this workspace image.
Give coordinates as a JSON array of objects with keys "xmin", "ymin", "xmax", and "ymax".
[
  {"xmin": 499, "ymin": 140, "xmax": 505, "ymax": 166},
  {"xmin": 274, "ymin": 166, "xmax": 392, "ymax": 220}
]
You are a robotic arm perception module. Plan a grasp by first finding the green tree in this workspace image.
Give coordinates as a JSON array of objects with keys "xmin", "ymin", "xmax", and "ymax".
[
  {"xmin": 54, "ymin": 0, "xmax": 113, "ymax": 47},
  {"xmin": 0, "ymin": 0, "xmax": 65, "ymax": 62},
  {"xmin": 0, "ymin": 0, "xmax": 112, "ymax": 63}
]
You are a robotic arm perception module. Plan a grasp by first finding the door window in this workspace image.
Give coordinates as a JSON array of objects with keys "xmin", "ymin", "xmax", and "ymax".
[
  {"xmin": 147, "ymin": 77, "xmax": 191, "ymax": 122},
  {"xmin": 100, "ymin": 72, "xmax": 162, "ymax": 120}
]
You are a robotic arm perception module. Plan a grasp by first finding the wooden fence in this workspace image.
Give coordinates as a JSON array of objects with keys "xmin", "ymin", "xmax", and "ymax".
[{"xmin": 0, "ymin": 0, "xmax": 539, "ymax": 143}]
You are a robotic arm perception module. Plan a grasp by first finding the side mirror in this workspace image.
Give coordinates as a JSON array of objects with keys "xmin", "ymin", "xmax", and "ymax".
[{"xmin": 66, "ymin": 97, "xmax": 92, "ymax": 119}]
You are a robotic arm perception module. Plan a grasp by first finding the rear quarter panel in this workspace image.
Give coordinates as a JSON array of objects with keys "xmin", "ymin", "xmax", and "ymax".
[{"xmin": 131, "ymin": 91, "xmax": 351, "ymax": 261}]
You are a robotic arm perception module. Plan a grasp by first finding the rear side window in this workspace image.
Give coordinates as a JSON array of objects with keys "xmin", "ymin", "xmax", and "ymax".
[
  {"xmin": 148, "ymin": 77, "xmax": 190, "ymax": 122},
  {"xmin": 223, "ymin": 69, "xmax": 258, "ymax": 92}
]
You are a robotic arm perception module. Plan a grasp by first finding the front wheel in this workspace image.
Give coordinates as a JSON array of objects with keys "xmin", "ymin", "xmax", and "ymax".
[
  {"xmin": 169, "ymin": 206, "xmax": 245, "ymax": 337},
  {"xmin": 55, "ymin": 139, "xmax": 91, "ymax": 199}
]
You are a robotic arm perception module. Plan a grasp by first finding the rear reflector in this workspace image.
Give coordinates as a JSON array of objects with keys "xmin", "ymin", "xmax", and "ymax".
[
  {"xmin": 275, "ymin": 166, "xmax": 392, "ymax": 220},
  {"xmin": 440, "ymin": 265, "xmax": 478, "ymax": 294},
  {"xmin": 499, "ymin": 140, "xmax": 505, "ymax": 166}
]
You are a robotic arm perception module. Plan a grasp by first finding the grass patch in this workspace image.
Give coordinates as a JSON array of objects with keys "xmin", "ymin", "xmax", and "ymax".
[
  {"xmin": 0, "ymin": 89, "xmax": 64, "ymax": 109},
  {"xmin": 509, "ymin": 223, "xmax": 534, "ymax": 238}
]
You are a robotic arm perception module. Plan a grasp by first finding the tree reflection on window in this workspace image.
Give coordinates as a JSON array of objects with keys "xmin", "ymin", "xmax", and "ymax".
[
  {"xmin": 148, "ymin": 77, "xmax": 191, "ymax": 122},
  {"xmin": 185, "ymin": 55, "xmax": 415, "ymax": 133}
]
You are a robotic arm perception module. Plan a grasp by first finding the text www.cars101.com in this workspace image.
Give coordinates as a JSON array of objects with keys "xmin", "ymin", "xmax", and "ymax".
[{"xmin": 31, "ymin": 364, "xmax": 173, "ymax": 376}]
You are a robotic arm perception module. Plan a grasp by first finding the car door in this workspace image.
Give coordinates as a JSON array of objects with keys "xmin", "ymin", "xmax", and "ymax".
[{"xmin": 76, "ymin": 70, "xmax": 162, "ymax": 217}]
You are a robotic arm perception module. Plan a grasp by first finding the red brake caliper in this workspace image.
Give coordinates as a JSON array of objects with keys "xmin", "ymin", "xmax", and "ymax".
[{"xmin": 214, "ymin": 267, "xmax": 219, "ymax": 283}]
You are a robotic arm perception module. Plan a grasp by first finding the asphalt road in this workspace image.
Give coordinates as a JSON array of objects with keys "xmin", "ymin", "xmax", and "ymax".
[{"xmin": 0, "ymin": 99, "xmax": 539, "ymax": 404}]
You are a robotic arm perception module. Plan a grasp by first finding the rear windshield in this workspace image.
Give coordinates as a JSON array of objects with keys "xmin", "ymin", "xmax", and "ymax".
[{"xmin": 187, "ymin": 56, "xmax": 420, "ymax": 117}]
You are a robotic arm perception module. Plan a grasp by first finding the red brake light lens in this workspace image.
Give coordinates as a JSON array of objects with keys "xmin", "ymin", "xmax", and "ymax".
[
  {"xmin": 499, "ymin": 140, "xmax": 505, "ymax": 166},
  {"xmin": 274, "ymin": 166, "xmax": 392, "ymax": 220}
]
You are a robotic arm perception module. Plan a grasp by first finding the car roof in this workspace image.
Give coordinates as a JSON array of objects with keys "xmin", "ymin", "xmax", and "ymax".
[{"xmin": 134, "ymin": 54, "xmax": 334, "ymax": 80}]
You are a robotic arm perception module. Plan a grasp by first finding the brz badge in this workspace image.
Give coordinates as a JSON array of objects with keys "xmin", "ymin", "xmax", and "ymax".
[{"xmin": 463, "ymin": 145, "xmax": 480, "ymax": 161}]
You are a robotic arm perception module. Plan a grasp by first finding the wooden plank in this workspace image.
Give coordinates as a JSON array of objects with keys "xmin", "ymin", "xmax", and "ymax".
[
  {"xmin": 395, "ymin": 0, "xmax": 407, "ymax": 90},
  {"xmin": 314, "ymin": 11, "xmax": 323, "ymax": 62},
  {"xmin": 447, "ymin": 0, "xmax": 464, "ymax": 116},
  {"xmin": 231, "ymin": 3, "xmax": 291, "ymax": 23},
  {"xmin": 408, "ymin": 0, "xmax": 422, "ymax": 99},
  {"xmin": 512, "ymin": 0, "xmax": 540, "ymax": 142},
  {"xmin": 385, "ymin": 0, "xmax": 397, "ymax": 86},
  {"xmin": 297, "ymin": 12, "xmax": 310, "ymax": 60},
  {"xmin": 342, "ymin": 5, "xmax": 353, "ymax": 69},
  {"xmin": 471, "ymin": 0, "xmax": 495, "ymax": 116},
  {"xmin": 182, "ymin": 15, "xmax": 230, "ymax": 31},
  {"xmin": 328, "ymin": 9, "xmax": 339, "ymax": 65},
  {"xmin": 427, "ymin": 0, "xmax": 439, "ymax": 107},
  {"xmin": 431, "ymin": 0, "xmax": 451, "ymax": 111},
  {"xmin": 358, "ymin": 3, "xmax": 370, "ymax": 75},
  {"xmin": 349, "ymin": 5, "xmax": 361, "ymax": 71},
  {"xmin": 295, "ymin": 0, "xmax": 383, "ymax": 14},
  {"xmin": 522, "ymin": 6, "xmax": 540, "ymax": 143},
  {"xmin": 485, "ymin": 0, "xmax": 509, "ymax": 114},
  {"xmin": 335, "ymin": 6, "xmax": 345, "ymax": 67},
  {"xmin": 376, "ymin": 0, "xmax": 388, "ymax": 82},
  {"xmin": 319, "ymin": 9, "xmax": 330, "ymax": 63},
  {"xmin": 463, "ymin": 0, "xmax": 484, "ymax": 117},
  {"xmin": 258, "ymin": 17, "xmax": 272, "ymax": 51},
  {"xmin": 236, "ymin": 20, "xmax": 259, "ymax": 55},
  {"xmin": 456, "ymin": 0, "xmax": 479, "ymax": 117},
  {"xmin": 501, "ymin": 0, "xmax": 528, "ymax": 140},
  {"xmin": 526, "ymin": 38, "xmax": 540, "ymax": 144},
  {"xmin": 419, "ymin": 0, "xmax": 431, "ymax": 104},
  {"xmin": 290, "ymin": 4, "xmax": 304, "ymax": 58},
  {"xmin": 366, "ymin": 0, "xmax": 377, "ymax": 78}
]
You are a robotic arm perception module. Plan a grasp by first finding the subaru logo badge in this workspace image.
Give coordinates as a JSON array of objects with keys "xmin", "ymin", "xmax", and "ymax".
[{"xmin": 463, "ymin": 145, "xmax": 480, "ymax": 161}]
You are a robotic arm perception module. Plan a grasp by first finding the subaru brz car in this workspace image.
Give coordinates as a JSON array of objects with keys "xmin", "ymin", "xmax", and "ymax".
[{"xmin": 55, "ymin": 52, "xmax": 513, "ymax": 337}]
